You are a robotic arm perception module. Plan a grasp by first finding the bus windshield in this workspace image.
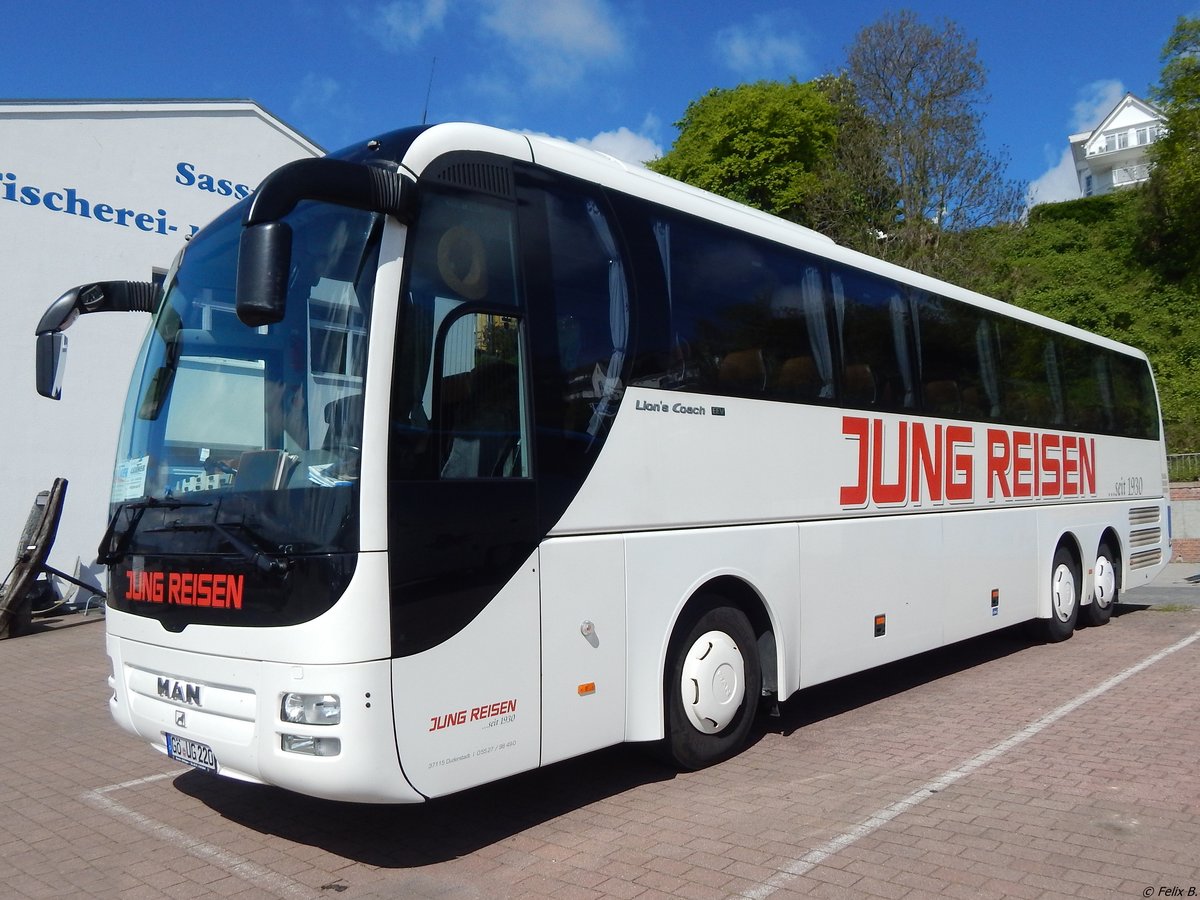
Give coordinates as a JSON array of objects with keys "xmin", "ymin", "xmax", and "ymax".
[{"xmin": 110, "ymin": 199, "xmax": 383, "ymax": 559}]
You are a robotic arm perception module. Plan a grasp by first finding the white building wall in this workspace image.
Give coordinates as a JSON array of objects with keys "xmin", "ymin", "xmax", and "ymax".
[{"xmin": 0, "ymin": 101, "xmax": 321, "ymax": 593}]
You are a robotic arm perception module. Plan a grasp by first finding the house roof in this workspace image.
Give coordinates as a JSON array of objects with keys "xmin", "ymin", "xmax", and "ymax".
[
  {"xmin": 0, "ymin": 98, "xmax": 323, "ymax": 156},
  {"xmin": 1069, "ymin": 93, "xmax": 1165, "ymax": 146}
]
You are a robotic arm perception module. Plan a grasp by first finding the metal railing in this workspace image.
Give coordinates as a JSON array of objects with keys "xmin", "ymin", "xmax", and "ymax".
[{"xmin": 1168, "ymin": 453, "xmax": 1200, "ymax": 483}]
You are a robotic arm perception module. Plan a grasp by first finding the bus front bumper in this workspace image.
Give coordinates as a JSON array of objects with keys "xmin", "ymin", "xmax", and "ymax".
[{"xmin": 106, "ymin": 633, "xmax": 425, "ymax": 804}]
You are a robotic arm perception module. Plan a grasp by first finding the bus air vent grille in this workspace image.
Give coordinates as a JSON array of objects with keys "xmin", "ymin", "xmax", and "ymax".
[
  {"xmin": 428, "ymin": 160, "xmax": 514, "ymax": 200},
  {"xmin": 1129, "ymin": 548, "xmax": 1163, "ymax": 569},
  {"xmin": 1129, "ymin": 527, "xmax": 1161, "ymax": 548},
  {"xmin": 1129, "ymin": 506, "xmax": 1160, "ymax": 526}
]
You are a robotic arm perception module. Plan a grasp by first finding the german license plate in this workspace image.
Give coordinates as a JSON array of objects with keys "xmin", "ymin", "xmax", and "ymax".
[{"xmin": 165, "ymin": 733, "xmax": 217, "ymax": 772}]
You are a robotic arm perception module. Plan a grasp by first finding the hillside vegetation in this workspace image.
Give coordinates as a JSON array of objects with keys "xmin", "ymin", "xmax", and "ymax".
[{"xmin": 959, "ymin": 193, "xmax": 1200, "ymax": 452}]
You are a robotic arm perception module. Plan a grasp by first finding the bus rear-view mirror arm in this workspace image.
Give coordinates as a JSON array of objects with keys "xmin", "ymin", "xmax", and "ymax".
[
  {"xmin": 236, "ymin": 157, "xmax": 415, "ymax": 328},
  {"xmin": 34, "ymin": 281, "xmax": 160, "ymax": 400}
]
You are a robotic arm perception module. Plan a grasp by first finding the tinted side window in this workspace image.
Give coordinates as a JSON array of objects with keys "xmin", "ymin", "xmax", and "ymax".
[
  {"xmin": 831, "ymin": 267, "xmax": 916, "ymax": 412},
  {"xmin": 999, "ymin": 319, "xmax": 1060, "ymax": 428},
  {"xmin": 435, "ymin": 312, "xmax": 529, "ymax": 479},
  {"xmin": 1057, "ymin": 339, "xmax": 1104, "ymax": 433},
  {"xmin": 650, "ymin": 213, "xmax": 836, "ymax": 404},
  {"xmin": 915, "ymin": 292, "xmax": 1005, "ymax": 422},
  {"xmin": 763, "ymin": 257, "xmax": 835, "ymax": 404},
  {"xmin": 1059, "ymin": 342, "xmax": 1157, "ymax": 440},
  {"xmin": 1100, "ymin": 349, "xmax": 1160, "ymax": 439},
  {"xmin": 995, "ymin": 319, "xmax": 1159, "ymax": 439},
  {"xmin": 391, "ymin": 191, "xmax": 522, "ymax": 480},
  {"xmin": 610, "ymin": 193, "xmax": 1162, "ymax": 439},
  {"xmin": 540, "ymin": 187, "xmax": 630, "ymax": 439}
]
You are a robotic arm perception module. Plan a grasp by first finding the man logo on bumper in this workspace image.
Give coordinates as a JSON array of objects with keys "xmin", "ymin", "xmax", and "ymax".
[{"xmin": 158, "ymin": 677, "xmax": 202, "ymax": 707}]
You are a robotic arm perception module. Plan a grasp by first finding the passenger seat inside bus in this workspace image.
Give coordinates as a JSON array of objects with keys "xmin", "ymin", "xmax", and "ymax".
[
  {"xmin": 439, "ymin": 362, "xmax": 521, "ymax": 479},
  {"xmin": 923, "ymin": 380, "xmax": 961, "ymax": 416},
  {"xmin": 843, "ymin": 364, "xmax": 877, "ymax": 405},
  {"xmin": 773, "ymin": 356, "xmax": 820, "ymax": 401},
  {"xmin": 718, "ymin": 349, "xmax": 766, "ymax": 396},
  {"xmin": 323, "ymin": 394, "xmax": 365, "ymax": 451}
]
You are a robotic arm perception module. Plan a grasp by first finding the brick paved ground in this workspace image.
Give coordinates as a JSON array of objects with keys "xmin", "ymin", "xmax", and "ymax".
[{"xmin": 2, "ymin": 595, "xmax": 1199, "ymax": 898}]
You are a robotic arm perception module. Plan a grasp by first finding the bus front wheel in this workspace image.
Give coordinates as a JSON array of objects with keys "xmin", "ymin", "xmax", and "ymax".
[{"xmin": 662, "ymin": 602, "xmax": 761, "ymax": 770}]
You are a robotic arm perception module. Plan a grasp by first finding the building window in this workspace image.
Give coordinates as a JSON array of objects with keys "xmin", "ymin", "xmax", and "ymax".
[
  {"xmin": 1136, "ymin": 125, "xmax": 1159, "ymax": 146},
  {"xmin": 1084, "ymin": 174, "xmax": 1093, "ymax": 197}
]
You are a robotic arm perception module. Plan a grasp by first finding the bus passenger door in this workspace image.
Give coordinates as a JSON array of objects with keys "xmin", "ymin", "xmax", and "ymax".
[
  {"xmin": 388, "ymin": 308, "xmax": 542, "ymax": 798},
  {"xmin": 539, "ymin": 535, "xmax": 627, "ymax": 765},
  {"xmin": 511, "ymin": 170, "xmax": 635, "ymax": 765}
]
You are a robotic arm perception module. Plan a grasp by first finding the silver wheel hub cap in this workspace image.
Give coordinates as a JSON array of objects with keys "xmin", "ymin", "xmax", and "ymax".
[
  {"xmin": 1094, "ymin": 555, "xmax": 1115, "ymax": 609},
  {"xmin": 1052, "ymin": 563, "xmax": 1077, "ymax": 622},
  {"xmin": 680, "ymin": 630, "xmax": 746, "ymax": 734}
]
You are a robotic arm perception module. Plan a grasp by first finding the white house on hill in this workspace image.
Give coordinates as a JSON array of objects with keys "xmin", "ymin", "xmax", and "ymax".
[{"xmin": 1070, "ymin": 93, "xmax": 1165, "ymax": 197}]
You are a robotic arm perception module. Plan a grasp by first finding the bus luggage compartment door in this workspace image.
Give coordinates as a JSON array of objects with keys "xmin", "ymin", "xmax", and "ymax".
[{"xmin": 539, "ymin": 535, "xmax": 627, "ymax": 766}]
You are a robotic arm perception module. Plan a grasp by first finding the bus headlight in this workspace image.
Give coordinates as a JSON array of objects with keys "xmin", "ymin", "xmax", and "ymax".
[
  {"xmin": 281, "ymin": 692, "xmax": 341, "ymax": 725},
  {"xmin": 281, "ymin": 734, "xmax": 342, "ymax": 757}
]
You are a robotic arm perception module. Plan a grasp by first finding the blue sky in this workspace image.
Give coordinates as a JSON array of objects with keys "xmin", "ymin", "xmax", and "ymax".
[{"xmin": 3, "ymin": 2, "xmax": 1187, "ymax": 207}]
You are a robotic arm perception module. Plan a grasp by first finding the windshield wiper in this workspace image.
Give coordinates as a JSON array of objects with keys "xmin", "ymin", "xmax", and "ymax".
[
  {"xmin": 211, "ymin": 521, "xmax": 290, "ymax": 576},
  {"xmin": 147, "ymin": 518, "xmax": 290, "ymax": 577},
  {"xmin": 97, "ymin": 497, "xmax": 213, "ymax": 565}
]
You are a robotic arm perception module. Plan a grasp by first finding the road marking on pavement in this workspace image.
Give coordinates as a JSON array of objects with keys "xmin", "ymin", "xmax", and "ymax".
[
  {"xmin": 82, "ymin": 772, "xmax": 319, "ymax": 899},
  {"xmin": 91, "ymin": 772, "xmax": 175, "ymax": 793},
  {"xmin": 739, "ymin": 625, "xmax": 1200, "ymax": 900}
]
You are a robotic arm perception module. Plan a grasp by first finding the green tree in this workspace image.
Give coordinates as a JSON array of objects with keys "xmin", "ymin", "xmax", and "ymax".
[
  {"xmin": 648, "ymin": 79, "xmax": 840, "ymax": 222},
  {"xmin": 1141, "ymin": 16, "xmax": 1200, "ymax": 285},
  {"xmin": 845, "ymin": 10, "xmax": 1023, "ymax": 273},
  {"xmin": 802, "ymin": 75, "xmax": 899, "ymax": 253},
  {"xmin": 649, "ymin": 77, "xmax": 897, "ymax": 250}
]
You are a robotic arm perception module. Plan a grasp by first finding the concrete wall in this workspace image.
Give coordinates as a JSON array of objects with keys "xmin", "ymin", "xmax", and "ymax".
[
  {"xmin": 1, "ymin": 101, "xmax": 320, "ymax": 590},
  {"xmin": 1170, "ymin": 483, "xmax": 1200, "ymax": 562}
]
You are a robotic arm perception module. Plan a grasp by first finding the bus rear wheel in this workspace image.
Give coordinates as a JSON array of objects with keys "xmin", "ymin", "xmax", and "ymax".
[
  {"xmin": 1082, "ymin": 540, "xmax": 1119, "ymax": 627},
  {"xmin": 1040, "ymin": 544, "xmax": 1080, "ymax": 642},
  {"xmin": 662, "ymin": 602, "xmax": 761, "ymax": 770}
]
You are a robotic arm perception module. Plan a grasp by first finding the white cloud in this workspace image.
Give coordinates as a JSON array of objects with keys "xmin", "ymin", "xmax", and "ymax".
[
  {"xmin": 1027, "ymin": 147, "xmax": 1081, "ymax": 208},
  {"xmin": 479, "ymin": 0, "xmax": 625, "ymax": 88},
  {"xmin": 290, "ymin": 74, "xmax": 361, "ymax": 148},
  {"xmin": 1071, "ymin": 79, "xmax": 1126, "ymax": 133},
  {"xmin": 369, "ymin": 0, "xmax": 448, "ymax": 48},
  {"xmin": 1027, "ymin": 80, "xmax": 1127, "ymax": 209},
  {"xmin": 480, "ymin": 0, "xmax": 620, "ymax": 56},
  {"xmin": 523, "ymin": 116, "xmax": 662, "ymax": 167},
  {"xmin": 715, "ymin": 15, "xmax": 810, "ymax": 77},
  {"xmin": 576, "ymin": 126, "xmax": 662, "ymax": 166},
  {"xmin": 290, "ymin": 73, "xmax": 342, "ymax": 119}
]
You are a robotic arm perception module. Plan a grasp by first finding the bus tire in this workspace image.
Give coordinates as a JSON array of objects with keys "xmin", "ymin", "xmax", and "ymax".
[
  {"xmin": 1082, "ymin": 540, "xmax": 1119, "ymax": 627},
  {"xmin": 661, "ymin": 602, "xmax": 760, "ymax": 770},
  {"xmin": 1041, "ymin": 543, "xmax": 1080, "ymax": 642}
]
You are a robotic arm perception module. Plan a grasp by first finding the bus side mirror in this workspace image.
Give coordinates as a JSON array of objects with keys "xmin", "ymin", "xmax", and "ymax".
[
  {"xmin": 236, "ymin": 221, "xmax": 293, "ymax": 327},
  {"xmin": 235, "ymin": 156, "xmax": 413, "ymax": 328},
  {"xmin": 32, "ymin": 281, "xmax": 159, "ymax": 400},
  {"xmin": 35, "ymin": 331, "xmax": 68, "ymax": 400}
]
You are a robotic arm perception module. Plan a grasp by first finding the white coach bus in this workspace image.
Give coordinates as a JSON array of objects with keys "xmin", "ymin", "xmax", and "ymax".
[{"xmin": 33, "ymin": 123, "xmax": 1170, "ymax": 802}]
